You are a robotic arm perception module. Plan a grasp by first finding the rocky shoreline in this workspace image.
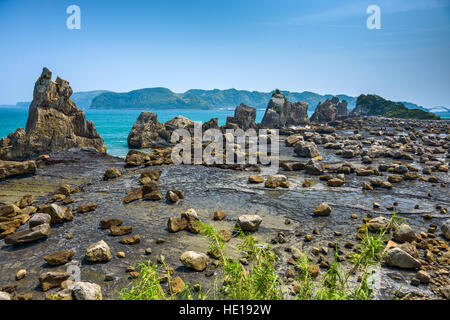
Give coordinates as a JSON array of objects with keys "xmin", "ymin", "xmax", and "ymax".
[{"xmin": 0, "ymin": 69, "xmax": 449, "ymax": 300}]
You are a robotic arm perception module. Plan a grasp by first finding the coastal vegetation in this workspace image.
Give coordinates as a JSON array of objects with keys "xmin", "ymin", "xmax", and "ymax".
[
  {"xmin": 353, "ymin": 94, "xmax": 440, "ymax": 120},
  {"xmin": 118, "ymin": 217, "xmax": 401, "ymax": 301}
]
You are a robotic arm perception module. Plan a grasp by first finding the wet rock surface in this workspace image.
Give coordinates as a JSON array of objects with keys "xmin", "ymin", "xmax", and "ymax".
[{"xmin": 0, "ymin": 116, "xmax": 449, "ymax": 300}]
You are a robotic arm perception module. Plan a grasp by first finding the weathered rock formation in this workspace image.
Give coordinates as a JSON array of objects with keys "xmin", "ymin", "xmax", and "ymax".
[
  {"xmin": 127, "ymin": 112, "xmax": 202, "ymax": 149},
  {"xmin": 0, "ymin": 68, "xmax": 106, "ymax": 160},
  {"xmin": 259, "ymin": 90, "xmax": 309, "ymax": 129},
  {"xmin": 310, "ymin": 96, "xmax": 347, "ymax": 123},
  {"xmin": 225, "ymin": 103, "xmax": 257, "ymax": 130},
  {"xmin": 127, "ymin": 112, "xmax": 168, "ymax": 148}
]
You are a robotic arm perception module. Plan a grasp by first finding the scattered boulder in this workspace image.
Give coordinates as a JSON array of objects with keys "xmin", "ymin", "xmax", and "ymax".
[
  {"xmin": 0, "ymin": 160, "xmax": 37, "ymax": 180},
  {"xmin": 383, "ymin": 247, "xmax": 421, "ymax": 269},
  {"xmin": 125, "ymin": 150, "xmax": 150, "ymax": 166},
  {"xmin": 248, "ymin": 174, "xmax": 264, "ymax": 183},
  {"xmin": 123, "ymin": 187, "xmax": 143, "ymax": 204},
  {"xmin": 213, "ymin": 210, "xmax": 226, "ymax": 221},
  {"xmin": 327, "ymin": 178, "xmax": 345, "ymax": 187},
  {"xmin": 99, "ymin": 218, "xmax": 123, "ymax": 229},
  {"xmin": 180, "ymin": 251, "xmax": 210, "ymax": 271},
  {"xmin": 393, "ymin": 224, "xmax": 416, "ymax": 243},
  {"xmin": 44, "ymin": 250, "xmax": 75, "ymax": 266},
  {"xmin": 28, "ymin": 213, "xmax": 51, "ymax": 228},
  {"xmin": 103, "ymin": 168, "xmax": 121, "ymax": 180},
  {"xmin": 169, "ymin": 276, "xmax": 186, "ymax": 294},
  {"xmin": 72, "ymin": 282, "xmax": 103, "ymax": 300},
  {"xmin": 16, "ymin": 269, "xmax": 27, "ymax": 280},
  {"xmin": 119, "ymin": 234, "xmax": 141, "ymax": 245},
  {"xmin": 294, "ymin": 141, "xmax": 320, "ymax": 158},
  {"xmin": 237, "ymin": 215, "xmax": 262, "ymax": 231},
  {"xmin": 39, "ymin": 271, "xmax": 71, "ymax": 291},
  {"xmin": 85, "ymin": 240, "xmax": 112, "ymax": 262},
  {"xmin": 140, "ymin": 168, "xmax": 162, "ymax": 181},
  {"xmin": 76, "ymin": 203, "xmax": 97, "ymax": 213},
  {"xmin": 166, "ymin": 190, "xmax": 179, "ymax": 203},
  {"xmin": 16, "ymin": 195, "xmax": 34, "ymax": 209},
  {"xmin": 367, "ymin": 216, "xmax": 390, "ymax": 232},
  {"xmin": 265, "ymin": 174, "xmax": 289, "ymax": 188},
  {"xmin": 4, "ymin": 223, "xmax": 51, "ymax": 245},
  {"xmin": 40, "ymin": 204, "xmax": 67, "ymax": 223},
  {"xmin": 313, "ymin": 202, "xmax": 332, "ymax": 216},
  {"xmin": 110, "ymin": 225, "xmax": 133, "ymax": 236}
]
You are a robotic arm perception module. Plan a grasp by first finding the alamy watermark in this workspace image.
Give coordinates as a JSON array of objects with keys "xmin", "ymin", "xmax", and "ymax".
[
  {"xmin": 66, "ymin": 5, "xmax": 81, "ymax": 30},
  {"xmin": 170, "ymin": 122, "xmax": 280, "ymax": 175},
  {"xmin": 366, "ymin": 5, "xmax": 381, "ymax": 30}
]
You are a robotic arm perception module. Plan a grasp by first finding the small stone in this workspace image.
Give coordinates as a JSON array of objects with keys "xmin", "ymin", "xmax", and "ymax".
[
  {"xmin": 169, "ymin": 276, "xmax": 185, "ymax": 294},
  {"xmin": 44, "ymin": 250, "xmax": 75, "ymax": 266},
  {"xmin": 156, "ymin": 237, "xmax": 165, "ymax": 244},
  {"xmin": 85, "ymin": 240, "xmax": 112, "ymax": 262},
  {"xmin": 120, "ymin": 234, "xmax": 141, "ymax": 245},
  {"xmin": 180, "ymin": 251, "xmax": 209, "ymax": 271},
  {"xmin": 313, "ymin": 202, "xmax": 331, "ymax": 216},
  {"xmin": 17, "ymin": 292, "xmax": 33, "ymax": 300},
  {"xmin": 16, "ymin": 269, "xmax": 27, "ymax": 280},
  {"xmin": 416, "ymin": 270, "xmax": 431, "ymax": 284},
  {"xmin": 110, "ymin": 225, "xmax": 133, "ymax": 236},
  {"xmin": 237, "ymin": 215, "xmax": 262, "ymax": 231},
  {"xmin": 248, "ymin": 175, "xmax": 264, "ymax": 183},
  {"xmin": 0, "ymin": 291, "xmax": 11, "ymax": 300},
  {"xmin": 393, "ymin": 224, "xmax": 416, "ymax": 243},
  {"xmin": 39, "ymin": 271, "xmax": 71, "ymax": 291},
  {"xmin": 99, "ymin": 218, "xmax": 123, "ymax": 229},
  {"xmin": 145, "ymin": 248, "xmax": 152, "ymax": 255},
  {"xmin": 72, "ymin": 282, "xmax": 102, "ymax": 300},
  {"xmin": 117, "ymin": 251, "xmax": 126, "ymax": 258},
  {"xmin": 104, "ymin": 168, "xmax": 121, "ymax": 180},
  {"xmin": 76, "ymin": 203, "xmax": 97, "ymax": 213},
  {"xmin": 213, "ymin": 210, "xmax": 226, "ymax": 221}
]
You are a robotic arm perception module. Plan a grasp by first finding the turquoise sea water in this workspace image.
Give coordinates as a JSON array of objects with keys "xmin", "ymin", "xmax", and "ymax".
[
  {"xmin": 1, "ymin": 108, "xmax": 447, "ymax": 158},
  {"xmin": 0, "ymin": 108, "xmax": 270, "ymax": 158}
]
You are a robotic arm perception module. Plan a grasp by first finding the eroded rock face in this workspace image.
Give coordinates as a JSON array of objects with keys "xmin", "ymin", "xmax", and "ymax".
[
  {"xmin": 260, "ymin": 90, "xmax": 309, "ymax": 128},
  {"xmin": 127, "ymin": 112, "xmax": 197, "ymax": 149},
  {"xmin": 225, "ymin": 104, "xmax": 257, "ymax": 130},
  {"xmin": 310, "ymin": 96, "xmax": 347, "ymax": 123},
  {"xmin": 0, "ymin": 68, "xmax": 106, "ymax": 160}
]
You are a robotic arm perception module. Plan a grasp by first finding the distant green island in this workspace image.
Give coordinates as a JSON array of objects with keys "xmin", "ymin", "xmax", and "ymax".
[
  {"xmin": 88, "ymin": 88, "xmax": 357, "ymax": 111},
  {"xmin": 351, "ymin": 94, "xmax": 441, "ymax": 120}
]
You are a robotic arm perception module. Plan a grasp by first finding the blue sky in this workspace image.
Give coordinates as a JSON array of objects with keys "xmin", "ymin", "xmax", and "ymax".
[{"xmin": 0, "ymin": 0, "xmax": 449, "ymax": 108}]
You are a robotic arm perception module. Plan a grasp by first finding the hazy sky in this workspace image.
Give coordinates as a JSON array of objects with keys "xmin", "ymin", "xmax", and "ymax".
[{"xmin": 1, "ymin": 0, "xmax": 449, "ymax": 107}]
